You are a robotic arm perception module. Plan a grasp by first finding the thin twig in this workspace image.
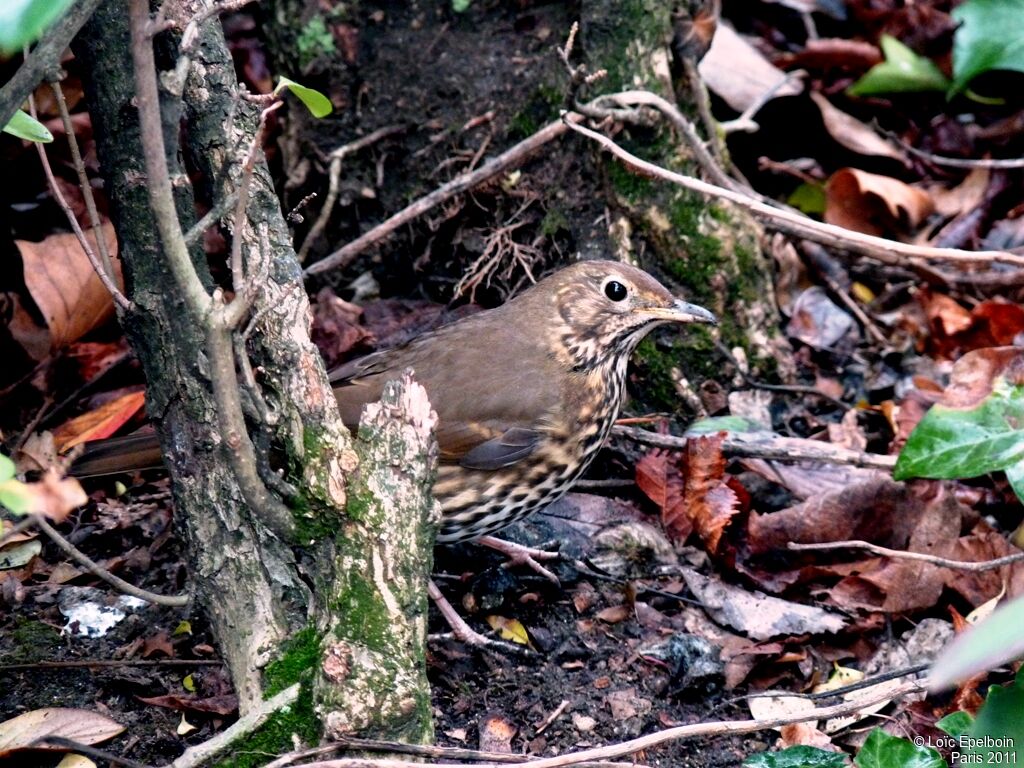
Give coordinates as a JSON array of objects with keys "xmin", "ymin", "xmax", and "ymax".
[
  {"xmin": 614, "ymin": 425, "xmax": 897, "ymax": 470},
  {"xmin": 265, "ymin": 740, "xmax": 642, "ymax": 768},
  {"xmin": 0, "ymin": 658, "xmax": 222, "ymax": 671},
  {"xmin": 789, "ymin": 539, "xmax": 1024, "ymax": 571},
  {"xmin": 31, "ymin": 736, "xmax": 150, "ymax": 768},
  {"xmin": 293, "ymin": 679, "xmax": 925, "ymax": 768},
  {"xmin": 33, "ymin": 514, "xmax": 189, "ymax": 607},
  {"xmin": 184, "ymin": 190, "xmax": 239, "ymax": 247},
  {"xmin": 50, "ymin": 78, "xmax": 117, "ymax": 280},
  {"xmin": 562, "ymin": 114, "xmax": 1024, "ymax": 270},
  {"xmin": 298, "ymin": 123, "xmax": 406, "ymax": 261},
  {"xmin": 168, "ymin": 683, "xmax": 301, "ymax": 768},
  {"xmin": 305, "ymin": 116, "xmax": 582, "ymax": 277},
  {"xmin": 28, "ymin": 94, "xmax": 131, "ymax": 311}
]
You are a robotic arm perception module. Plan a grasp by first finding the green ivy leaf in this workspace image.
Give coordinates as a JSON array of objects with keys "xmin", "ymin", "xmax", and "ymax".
[
  {"xmin": 744, "ymin": 745, "xmax": 848, "ymax": 768},
  {"xmin": 787, "ymin": 182, "xmax": 827, "ymax": 215},
  {"xmin": 0, "ymin": 478, "xmax": 35, "ymax": 516},
  {"xmin": 847, "ymin": 36, "xmax": 950, "ymax": 97},
  {"xmin": 0, "ymin": 0, "xmax": 75, "ymax": 55},
  {"xmin": 936, "ymin": 711, "xmax": 974, "ymax": 737},
  {"xmin": 951, "ymin": 0, "xmax": 1024, "ymax": 96},
  {"xmin": 686, "ymin": 415, "xmax": 770, "ymax": 435},
  {"xmin": 2, "ymin": 109, "xmax": 53, "ymax": 143},
  {"xmin": 854, "ymin": 729, "xmax": 944, "ymax": 768},
  {"xmin": 0, "ymin": 455, "xmax": 14, "ymax": 483},
  {"xmin": 964, "ymin": 669, "xmax": 1024, "ymax": 763},
  {"xmin": 452, "ymin": 0, "xmax": 472, "ymax": 11},
  {"xmin": 894, "ymin": 377, "xmax": 1024, "ymax": 490},
  {"xmin": 273, "ymin": 76, "xmax": 333, "ymax": 118}
]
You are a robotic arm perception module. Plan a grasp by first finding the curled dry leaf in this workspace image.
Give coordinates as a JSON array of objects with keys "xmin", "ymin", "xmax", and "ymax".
[
  {"xmin": 53, "ymin": 390, "xmax": 147, "ymax": 453},
  {"xmin": 825, "ymin": 168, "xmax": 934, "ymax": 237},
  {"xmin": 810, "ymin": 92, "xmax": 907, "ymax": 163},
  {"xmin": 0, "ymin": 708, "xmax": 124, "ymax": 755},
  {"xmin": 698, "ymin": 23, "xmax": 802, "ymax": 114},
  {"xmin": 787, "ymin": 286, "xmax": 855, "ymax": 349},
  {"xmin": 11, "ymin": 223, "xmax": 123, "ymax": 360}
]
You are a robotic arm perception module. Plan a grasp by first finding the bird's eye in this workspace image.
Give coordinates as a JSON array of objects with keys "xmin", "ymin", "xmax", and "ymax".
[{"xmin": 604, "ymin": 280, "xmax": 628, "ymax": 302}]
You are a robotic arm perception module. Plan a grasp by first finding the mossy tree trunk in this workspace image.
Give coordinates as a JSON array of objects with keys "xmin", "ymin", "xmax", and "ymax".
[
  {"xmin": 581, "ymin": 0, "xmax": 788, "ymax": 412},
  {"xmin": 74, "ymin": 0, "xmax": 435, "ymax": 752}
]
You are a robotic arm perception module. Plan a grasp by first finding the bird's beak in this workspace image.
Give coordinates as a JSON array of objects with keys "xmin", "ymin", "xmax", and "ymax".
[{"xmin": 640, "ymin": 299, "xmax": 718, "ymax": 326}]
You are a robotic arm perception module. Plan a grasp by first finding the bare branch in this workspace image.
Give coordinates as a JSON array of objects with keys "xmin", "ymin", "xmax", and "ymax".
[
  {"xmin": 790, "ymin": 539, "xmax": 1024, "ymax": 571},
  {"xmin": 33, "ymin": 514, "xmax": 189, "ymax": 606},
  {"xmin": 615, "ymin": 425, "xmax": 898, "ymax": 470},
  {"xmin": 563, "ymin": 114, "xmax": 1024, "ymax": 270}
]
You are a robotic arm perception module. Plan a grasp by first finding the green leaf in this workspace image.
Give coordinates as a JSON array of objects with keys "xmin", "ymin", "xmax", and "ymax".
[
  {"xmin": 847, "ymin": 36, "xmax": 950, "ymax": 97},
  {"xmin": 452, "ymin": 0, "xmax": 472, "ymax": 11},
  {"xmin": 743, "ymin": 745, "xmax": 848, "ymax": 768},
  {"xmin": 951, "ymin": 0, "xmax": 1024, "ymax": 96},
  {"xmin": 273, "ymin": 76, "xmax": 333, "ymax": 118},
  {"xmin": 2, "ymin": 109, "xmax": 53, "ymax": 143},
  {"xmin": 0, "ymin": 0, "xmax": 75, "ymax": 55},
  {"xmin": 0, "ymin": 455, "xmax": 14, "ymax": 483},
  {"xmin": 931, "ymin": 595, "xmax": 1024, "ymax": 687},
  {"xmin": 686, "ymin": 415, "xmax": 770, "ymax": 435},
  {"xmin": 787, "ymin": 183, "xmax": 826, "ymax": 216},
  {"xmin": 893, "ymin": 379, "xmax": 1024, "ymax": 484},
  {"xmin": 0, "ymin": 479, "xmax": 34, "ymax": 516},
  {"xmin": 964, "ymin": 671, "xmax": 1024, "ymax": 764},
  {"xmin": 936, "ymin": 711, "xmax": 974, "ymax": 737},
  {"xmin": 854, "ymin": 729, "xmax": 944, "ymax": 768}
]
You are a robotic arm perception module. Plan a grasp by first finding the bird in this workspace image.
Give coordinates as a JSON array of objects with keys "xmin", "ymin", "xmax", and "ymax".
[{"xmin": 72, "ymin": 260, "xmax": 716, "ymax": 643}]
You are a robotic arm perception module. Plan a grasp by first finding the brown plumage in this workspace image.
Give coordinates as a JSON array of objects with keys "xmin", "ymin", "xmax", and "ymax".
[{"xmin": 74, "ymin": 260, "xmax": 716, "ymax": 542}]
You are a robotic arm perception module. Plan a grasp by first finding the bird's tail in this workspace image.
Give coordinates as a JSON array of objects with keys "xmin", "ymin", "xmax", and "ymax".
[{"xmin": 71, "ymin": 432, "xmax": 164, "ymax": 478}]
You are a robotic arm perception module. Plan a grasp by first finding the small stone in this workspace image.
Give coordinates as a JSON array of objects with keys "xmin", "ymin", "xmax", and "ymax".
[{"xmin": 572, "ymin": 714, "xmax": 597, "ymax": 732}]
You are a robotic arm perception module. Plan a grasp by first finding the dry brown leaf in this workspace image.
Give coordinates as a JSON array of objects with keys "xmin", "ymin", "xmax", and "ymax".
[
  {"xmin": 478, "ymin": 713, "xmax": 517, "ymax": 754},
  {"xmin": 825, "ymin": 168, "xmax": 934, "ymax": 237},
  {"xmin": 635, "ymin": 450, "xmax": 690, "ymax": 541},
  {"xmin": 810, "ymin": 92, "xmax": 907, "ymax": 162},
  {"xmin": 698, "ymin": 23, "xmax": 802, "ymax": 113},
  {"xmin": 928, "ymin": 167, "xmax": 991, "ymax": 218},
  {"xmin": 53, "ymin": 391, "xmax": 146, "ymax": 453},
  {"xmin": 0, "ymin": 708, "xmax": 124, "ymax": 755},
  {"xmin": 11, "ymin": 223, "xmax": 123, "ymax": 359}
]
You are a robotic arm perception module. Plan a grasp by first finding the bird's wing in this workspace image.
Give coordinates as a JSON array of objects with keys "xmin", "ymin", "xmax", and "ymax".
[{"xmin": 329, "ymin": 338, "xmax": 556, "ymax": 470}]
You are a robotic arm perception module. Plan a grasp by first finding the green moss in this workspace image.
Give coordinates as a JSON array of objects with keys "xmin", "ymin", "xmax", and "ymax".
[
  {"xmin": 540, "ymin": 208, "xmax": 569, "ymax": 238},
  {"xmin": 215, "ymin": 627, "xmax": 322, "ymax": 768},
  {"xmin": 330, "ymin": 569, "xmax": 391, "ymax": 647},
  {"xmin": 9, "ymin": 618, "xmax": 60, "ymax": 663},
  {"xmin": 606, "ymin": 158, "xmax": 655, "ymax": 205},
  {"xmin": 508, "ymin": 84, "xmax": 562, "ymax": 140},
  {"xmin": 296, "ymin": 15, "xmax": 336, "ymax": 70}
]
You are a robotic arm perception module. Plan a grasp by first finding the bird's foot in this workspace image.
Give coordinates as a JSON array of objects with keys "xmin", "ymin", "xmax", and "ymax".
[
  {"xmin": 427, "ymin": 580, "xmax": 533, "ymax": 656},
  {"xmin": 476, "ymin": 535, "xmax": 561, "ymax": 585}
]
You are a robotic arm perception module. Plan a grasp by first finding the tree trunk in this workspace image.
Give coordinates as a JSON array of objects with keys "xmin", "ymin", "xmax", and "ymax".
[{"xmin": 74, "ymin": 0, "xmax": 435, "ymax": 751}]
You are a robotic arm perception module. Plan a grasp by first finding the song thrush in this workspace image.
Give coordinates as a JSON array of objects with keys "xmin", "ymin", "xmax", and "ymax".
[{"xmin": 75, "ymin": 260, "xmax": 716, "ymax": 544}]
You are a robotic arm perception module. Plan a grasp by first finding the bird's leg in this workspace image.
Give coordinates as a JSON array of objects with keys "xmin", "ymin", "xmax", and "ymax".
[
  {"xmin": 427, "ymin": 580, "xmax": 532, "ymax": 656},
  {"xmin": 476, "ymin": 535, "xmax": 561, "ymax": 584}
]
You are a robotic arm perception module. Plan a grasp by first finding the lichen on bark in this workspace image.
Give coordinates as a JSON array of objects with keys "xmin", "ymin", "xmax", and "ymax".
[{"xmin": 314, "ymin": 373, "xmax": 440, "ymax": 743}]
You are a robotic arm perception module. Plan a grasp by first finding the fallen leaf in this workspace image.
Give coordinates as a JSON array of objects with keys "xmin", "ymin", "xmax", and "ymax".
[
  {"xmin": 635, "ymin": 450, "xmax": 689, "ymax": 541},
  {"xmin": 12, "ymin": 223, "xmax": 123, "ymax": 359},
  {"xmin": 53, "ymin": 391, "xmax": 146, "ymax": 452},
  {"xmin": 0, "ymin": 708, "xmax": 124, "ymax": 755},
  {"xmin": 683, "ymin": 568, "xmax": 847, "ymax": 639},
  {"xmin": 596, "ymin": 604, "xmax": 631, "ymax": 624},
  {"xmin": 825, "ymin": 168, "xmax": 934, "ymax": 237},
  {"xmin": 787, "ymin": 287, "xmax": 855, "ymax": 349},
  {"xmin": 698, "ymin": 23, "xmax": 802, "ymax": 114},
  {"xmin": 810, "ymin": 92, "xmax": 907, "ymax": 162},
  {"xmin": 136, "ymin": 693, "xmax": 237, "ymax": 716},
  {"xmin": 477, "ymin": 713, "xmax": 516, "ymax": 753},
  {"xmin": 485, "ymin": 615, "xmax": 530, "ymax": 645}
]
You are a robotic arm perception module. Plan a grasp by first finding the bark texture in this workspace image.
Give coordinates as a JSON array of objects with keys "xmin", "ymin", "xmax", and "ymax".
[
  {"xmin": 75, "ymin": 0, "xmax": 437, "ymax": 744},
  {"xmin": 581, "ymin": 0, "xmax": 790, "ymax": 405},
  {"xmin": 316, "ymin": 373, "xmax": 440, "ymax": 743}
]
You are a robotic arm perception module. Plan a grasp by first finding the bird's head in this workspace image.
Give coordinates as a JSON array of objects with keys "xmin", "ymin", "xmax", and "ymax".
[{"xmin": 533, "ymin": 261, "xmax": 717, "ymax": 370}]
